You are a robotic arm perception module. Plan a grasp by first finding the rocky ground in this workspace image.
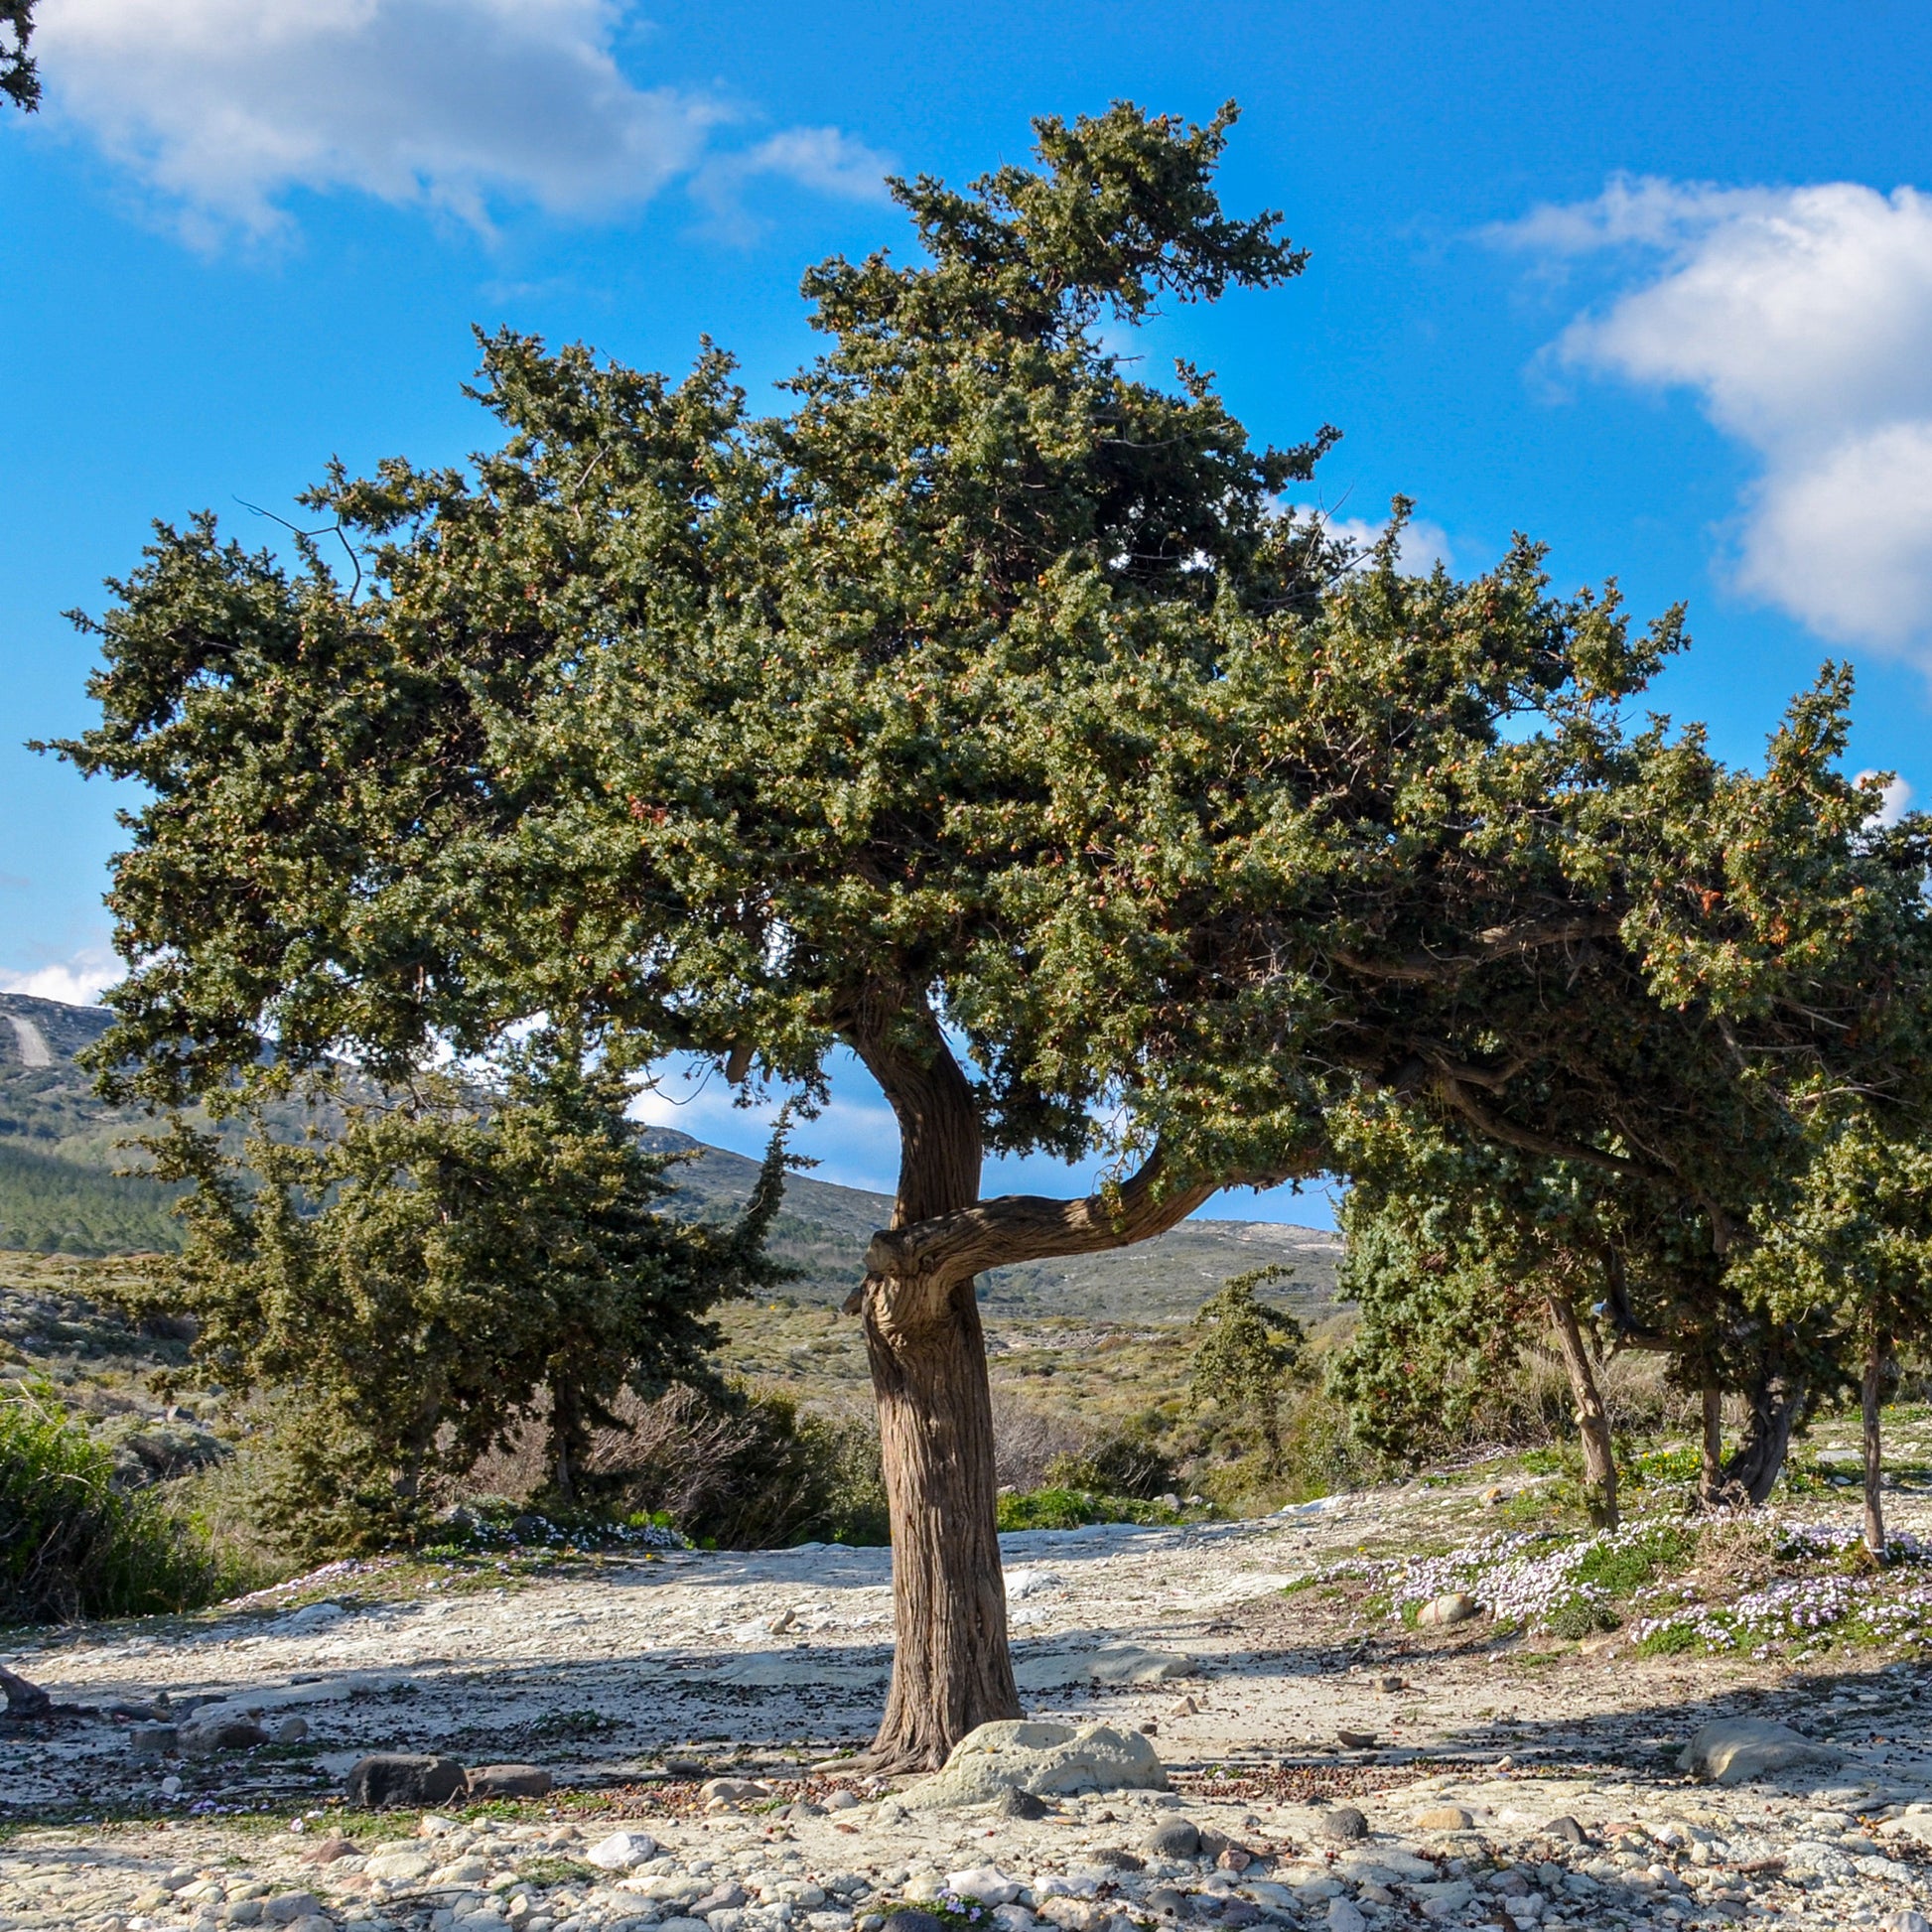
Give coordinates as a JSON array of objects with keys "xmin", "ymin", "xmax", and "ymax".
[{"xmin": 7, "ymin": 1454, "xmax": 1932, "ymax": 1932}]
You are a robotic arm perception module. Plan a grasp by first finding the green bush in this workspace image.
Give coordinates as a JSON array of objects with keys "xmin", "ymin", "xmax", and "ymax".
[
  {"xmin": 1045, "ymin": 1427, "xmax": 1175, "ymax": 1500},
  {"xmin": 0, "ymin": 1382, "xmax": 232, "ymax": 1625},
  {"xmin": 995, "ymin": 1484, "xmax": 1182, "ymax": 1531}
]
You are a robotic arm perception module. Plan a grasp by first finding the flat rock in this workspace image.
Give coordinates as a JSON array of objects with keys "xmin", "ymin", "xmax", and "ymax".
[
  {"xmin": 181, "ymin": 1718, "xmax": 270, "ymax": 1756},
  {"xmin": 344, "ymin": 1751, "xmax": 468, "ymax": 1808},
  {"xmin": 1680, "ymin": 1719, "xmax": 1841, "ymax": 1785},
  {"xmin": 904, "ymin": 1720, "xmax": 1170, "ymax": 1809},
  {"xmin": 466, "ymin": 1762, "xmax": 553, "ymax": 1798},
  {"xmin": 947, "ymin": 1866, "xmax": 1024, "ymax": 1905},
  {"xmin": 585, "ymin": 1830, "xmax": 658, "ymax": 1870},
  {"xmin": 1415, "ymin": 1805, "xmax": 1474, "ymax": 1831},
  {"xmin": 1014, "ymin": 1644, "xmax": 1200, "ymax": 1691}
]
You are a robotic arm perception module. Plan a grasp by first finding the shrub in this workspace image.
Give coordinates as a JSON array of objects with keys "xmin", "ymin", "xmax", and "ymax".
[
  {"xmin": 0, "ymin": 1382, "xmax": 231, "ymax": 1624},
  {"xmin": 1045, "ymin": 1426, "xmax": 1175, "ymax": 1501},
  {"xmin": 464, "ymin": 1379, "xmax": 892, "ymax": 1551}
]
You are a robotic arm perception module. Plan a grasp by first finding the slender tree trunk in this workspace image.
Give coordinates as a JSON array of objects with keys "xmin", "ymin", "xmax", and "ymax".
[
  {"xmin": 1863, "ymin": 1331, "xmax": 1887, "ymax": 1558},
  {"xmin": 1547, "ymin": 1294, "xmax": 1617, "ymax": 1529},
  {"xmin": 851, "ymin": 1000, "xmax": 1020, "ymax": 1771},
  {"xmin": 1699, "ymin": 1386, "xmax": 1728, "ymax": 1510}
]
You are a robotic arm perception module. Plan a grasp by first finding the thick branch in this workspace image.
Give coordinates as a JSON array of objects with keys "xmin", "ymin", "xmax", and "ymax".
[
  {"xmin": 1332, "ymin": 913, "xmax": 1621, "ymax": 984},
  {"xmin": 865, "ymin": 1144, "xmax": 1305, "ymax": 1286}
]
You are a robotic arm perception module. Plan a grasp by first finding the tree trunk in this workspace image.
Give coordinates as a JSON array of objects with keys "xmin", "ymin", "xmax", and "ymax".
[
  {"xmin": 1863, "ymin": 1331, "xmax": 1887, "ymax": 1558},
  {"xmin": 836, "ymin": 992, "xmax": 1292, "ymax": 1770},
  {"xmin": 1720, "ymin": 1354, "xmax": 1805, "ymax": 1505},
  {"xmin": 850, "ymin": 1000, "xmax": 1020, "ymax": 1771},
  {"xmin": 1699, "ymin": 1386, "xmax": 1729, "ymax": 1510},
  {"xmin": 865, "ymin": 1276, "xmax": 1017, "ymax": 1768},
  {"xmin": 1547, "ymin": 1294, "xmax": 1617, "ymax": 1529}
]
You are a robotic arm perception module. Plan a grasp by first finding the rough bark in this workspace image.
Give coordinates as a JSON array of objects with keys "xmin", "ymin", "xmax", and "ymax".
[
  {"xmin": 1863, "ymin": 1331, "xmax": 1887, "ymax": 1558},
  {"xmin": 1547, "ymin": 1294, "xmax": 1617, "ymax": 1529},
  {"xmin": 1721, "ymin": 1358, "xmax": 1806, "ymax": 1506},
  {"xmin": 844, "ymin": 991, "xmax": 1297, "ymax": 1769}
]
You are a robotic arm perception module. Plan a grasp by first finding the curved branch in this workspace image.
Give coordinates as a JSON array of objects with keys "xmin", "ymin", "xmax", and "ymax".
[
  {"xmin": 1435, "ymin": 1075, "xmax": 1660, "ymax": 1181},
  {"xmin": 865, "ymin": 1143, "xmax": 1308, "ymax": 1287}
]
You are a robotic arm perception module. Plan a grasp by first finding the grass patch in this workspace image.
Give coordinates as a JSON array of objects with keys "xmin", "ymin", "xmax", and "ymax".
[{"xmin": 995, "ymin": 1485, "xmax": 1188, "ymax": 1531}]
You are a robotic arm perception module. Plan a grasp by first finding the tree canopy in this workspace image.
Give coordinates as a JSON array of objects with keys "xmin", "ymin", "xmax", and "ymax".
[{"xmin": 56, "ymin": 99, "xmax": 1932, "ymax": 1763}]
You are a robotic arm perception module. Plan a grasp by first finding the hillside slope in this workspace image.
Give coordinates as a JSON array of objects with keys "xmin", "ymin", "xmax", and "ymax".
[{"xmin": 0, "ymin": 997, "xmax": 1340, "ymax": 1316}]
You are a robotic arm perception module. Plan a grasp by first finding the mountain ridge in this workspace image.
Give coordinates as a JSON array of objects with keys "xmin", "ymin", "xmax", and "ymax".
[{"xmin": 0, "ymin": 996, "xmax": 1339, "ymax": 1317}]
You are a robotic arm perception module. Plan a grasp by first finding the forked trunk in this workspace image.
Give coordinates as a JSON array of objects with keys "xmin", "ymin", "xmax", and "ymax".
[
  {"xmin": 839, "ymin": 992, "xmax": 1250, "ymax": 1768},
  {"xmin": 1547, "ymin": 1293, "xmax": 1617, "ymax": 1529},
  {"xmin": 1863, "ymin": 1331, "xmax": 1887, "ymax": 1558},
  {"xmin": 850, "ymin": 998, "xmax": 1021, "ymax": 1770}
]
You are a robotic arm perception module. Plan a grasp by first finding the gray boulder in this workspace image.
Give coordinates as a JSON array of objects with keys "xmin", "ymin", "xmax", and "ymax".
[
  {"xmin": 345, "ymin": 1751, "xmax": 468, "ymax": 1807},
  {"xmin": 1315, "ymin": 1805, "xmax": 1368, "ymax": 1842},
  {"xmin": 1143, "ymin": 1817, "xmax": 1200, "ymax": 1859},
  {"xmin": 904, "ymin": 1720, "xmax": 1168, "ymax": 1810},
  {"xmin": 1679, "ymin": 1718, "xmax": 1840, "ymax": 1785},
  {"xmin": 466, "ymin": 1763, "xmax": 553, "ymax": 1798}
]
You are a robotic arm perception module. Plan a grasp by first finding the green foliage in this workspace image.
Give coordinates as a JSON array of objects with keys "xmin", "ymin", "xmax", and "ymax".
[
  {"xmin": 119, "ymin": 1051, "xmax": 790, "ymax": 1560},
  {"xmin": 1044, "ymin": 1426, "xmax": 1175, "ymax": 1500},
  {"xmin": 994, "ymin": 1484, "xmax": 1183, "ymax": 1531},
  {"xmin": 0, "ymin": 1381, "xmax": 230, "ymax": 1625},
  {"xmin": 1736, "ymin": 1108, "xmax": 1932, "ymax": 1372},
  {"xmin": 1188, "ymin": 1267, "xmax": 1305, "ymax": 1462},
  {"xmin": 0, "ymin": 3, "xmax": 35, "ymax": 114}
]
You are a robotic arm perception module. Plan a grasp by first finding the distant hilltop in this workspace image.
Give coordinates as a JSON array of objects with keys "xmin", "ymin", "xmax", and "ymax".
[{"xmin": 0, "ymin": 996, "xmax": 1339, "ymax": 1315}]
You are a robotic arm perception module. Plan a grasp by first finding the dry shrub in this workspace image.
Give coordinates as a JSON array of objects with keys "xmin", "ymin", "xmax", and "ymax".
[
  {"xmin": 463, "ymin": 1381, "xmax": 889, "ymax": 1549},
  {"xmin": 1690, "ymin": 1512, "xmax": 1780, "ymax": 1597},
  {"xmin": 990, "ymin": 1386, "xmax": 1090, "ymax": 1490}
]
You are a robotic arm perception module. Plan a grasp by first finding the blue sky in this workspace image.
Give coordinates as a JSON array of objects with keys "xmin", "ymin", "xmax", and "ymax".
[{"xmin": 6, "ymin": 1, "xmax": 1932, "ymax": 1224}]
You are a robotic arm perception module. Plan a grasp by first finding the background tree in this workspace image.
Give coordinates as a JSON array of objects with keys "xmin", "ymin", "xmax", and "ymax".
[
  {"xmin": 1, "ymin": 2, "xmax": 35, "ymax": 114},
  {"xmin": 1314, "ymin": 677, "xmax": 1932, "ymax": 1507},
  {"xmin": 124, "ymin": 1049, "xmax": 789, "ymax": 1557},
  {"xmin": 1187, "ymin": 1266, "xmax": 1305, "ymax": 1467},
  {"xmin": 1734, "ymin": 1109, "xmax": 1932, "ymax": 1555}
]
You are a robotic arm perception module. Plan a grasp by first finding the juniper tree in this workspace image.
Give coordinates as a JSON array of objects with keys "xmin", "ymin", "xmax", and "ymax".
[
  {"xmin": 1734, "ymin": 1111, "xmax": 1932, "ymax": 1555},
  {"xmin": 1, "ymin": 3, "xmax": 36, "ymax": 114},
  {"xmin": 1319, "ymin": 687, "xmax": 1932, "ymax": 1507},
  {"xmin": 130, "ymin": 1049, "xmax": 788, "ymax": 1554},
  {"xmin": 57, "ymin": 100, "xmax": 1926, "ymax": 1763},
  {"xmin": 1188, "ymin": 1267, "xmax": 1305, "ymax": 1466}
]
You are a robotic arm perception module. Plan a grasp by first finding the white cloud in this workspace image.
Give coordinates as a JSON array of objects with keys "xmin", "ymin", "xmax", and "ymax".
[
  {"xmin": 1856, "ymin": 768, "xmax": 1913, "ymax": 827},
  {"xmin": 1501, "ymin": 176, "xmax": 1932, "ymax": 666},
  {"xmin": 1294, "ymin": 506, "xmax": 1454, "ymax": 575},
  {"xmin": 34, "ymin": 0, "xmax": 891, "ymax": 238},
  {"xmin": 0, "ymin": 948, "xmax": 120, "ymax": 1006}
]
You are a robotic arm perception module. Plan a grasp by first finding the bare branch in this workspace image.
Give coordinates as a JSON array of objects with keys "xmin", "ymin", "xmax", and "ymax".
[{"xmin": 1333, "ymin": 913, "xmax": 1621, "ymax": 984}]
